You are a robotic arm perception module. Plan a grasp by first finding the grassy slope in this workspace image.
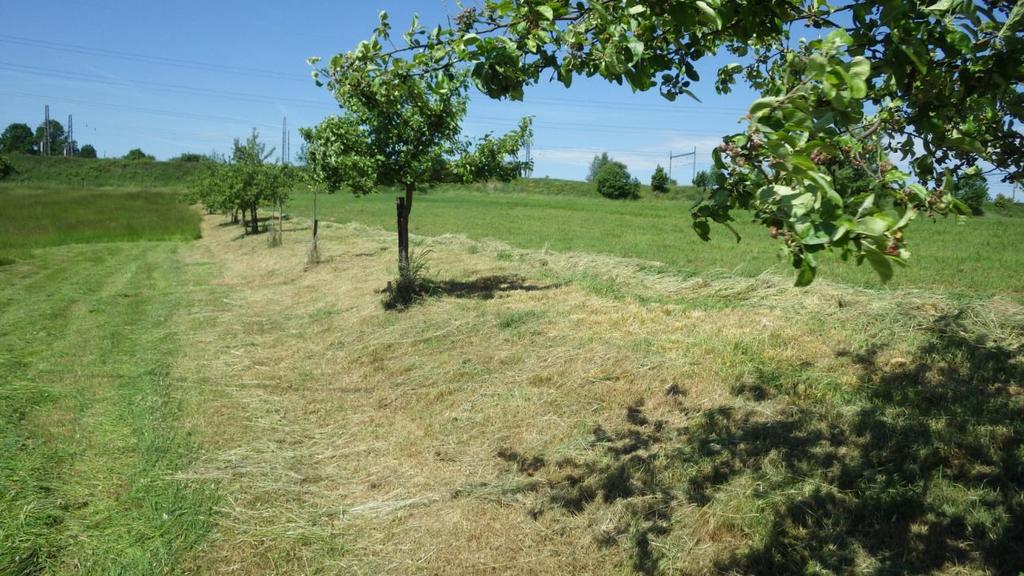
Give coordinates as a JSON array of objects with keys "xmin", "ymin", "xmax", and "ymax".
[
  {"xmin": 289, "ymin": 187, "xmax": 1024, "ymax": 298},
  {"xmin": 0, "ymin": 186, "xmax": 201, "ymax": 259},
  {"xmin": 0, "ymin": 242, "xmax": 217, "ymax": 575},
  {"xmin": 3, "ymin": 154, "xmax": 204, "ymax": 188}
]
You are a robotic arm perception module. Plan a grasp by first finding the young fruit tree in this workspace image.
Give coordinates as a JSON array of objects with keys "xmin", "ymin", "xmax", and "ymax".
[
  {"xmin": 324, "ymin": 2, "xmax": 1024, "ymax": 285},
  {"xmin": 651, "ymin": 165, "xmax": 670, "ymax": 194},
  {"xmin": 188, "ymin": 130, "xmax": 288, "ymax": 235},
  {"xmin": 306, "ymin": 16, "xmax": 533, "ymax": 287}
]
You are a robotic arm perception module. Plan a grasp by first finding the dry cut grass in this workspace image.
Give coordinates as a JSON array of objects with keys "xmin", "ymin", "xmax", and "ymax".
[{"xmin": 174, "ymin": 214, "xmax": 1022, "ymax": 575}]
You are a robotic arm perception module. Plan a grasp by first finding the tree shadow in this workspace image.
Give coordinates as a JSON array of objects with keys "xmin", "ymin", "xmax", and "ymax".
[
  {"xmin": 501, "ymin": 310, "xmax": 1024, "ymax": 575},
  {"xmin": 425, "ymin": 274, "xmax": 559, "ymax": 300},
  {"xmin": 382, "ymin": 274, "xmax": 559, "ymax": 311}
]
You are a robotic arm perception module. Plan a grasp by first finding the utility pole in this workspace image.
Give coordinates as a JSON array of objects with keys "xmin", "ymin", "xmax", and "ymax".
[
  {"xmin": 43, "ymin": 105, "xmax": 50, "ymax": 156},
  {"xmin": 281, "ymin": 116, "xmax": 288, "ymax": 165},
  {"xmin": 65, "ymin": 114, "xmax": 74, "ymax": 157},
  {"xmin": 521, "ymin": 140, "xmax": 533, "ymax": 178},
  {"xmin": 669, "ymin": 148, "xmax": 696, "ymax": 183}
]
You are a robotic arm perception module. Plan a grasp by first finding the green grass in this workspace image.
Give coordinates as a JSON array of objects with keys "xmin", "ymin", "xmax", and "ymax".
[
  {"xmin": 289, "ymin": 186, "xmax": 1024, "ymax": 298},
  {"xmin": 0, "ymin": 241, "xmax": 217, "ymax": 575},
  {"xmin": 3, "ymin": 154, "xmax": 205, "ymax": 188},
  {"xmin": 0, "ymin": 186, "xmax": 201, "ymax": 259}
]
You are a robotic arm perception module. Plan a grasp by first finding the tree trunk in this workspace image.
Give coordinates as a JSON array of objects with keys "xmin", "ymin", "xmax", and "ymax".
[
  {"xmin": 250, "ymin": 202, "xmax": 259, "ymax": 235},
  {"xmin": 396, "ymin": 197, "xmax": 410, "ymax": 277}
]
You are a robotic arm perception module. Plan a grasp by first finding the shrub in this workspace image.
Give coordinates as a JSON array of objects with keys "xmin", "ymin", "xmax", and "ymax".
[
  {"xmin": 651, "ymin": 165, "xmax": 670, "ymax": 194},
  {"xmin": 171, "ymin": 152, "xmax": 206, "ymax": 163},
  {"xmin": 123, "ymin": 148, "xmax": 155, "ymax": 161},
  {"xmin": 994, "ymin": 194, "xmax": 1010, "ymax": 209},
  {"xmin": 0, "ymin": 155, "xmax": 13, "ymax": 180},
  {"xmin": 595, "ymin": 161, "xmax": 639, "ymax": 200},
  {"xmin": 79, "ymin": 144, "xmax": 97, "ymax": 159},
  {"xmin": 953, "ymin": 173, "xmax": 988, "ymax": 215}
]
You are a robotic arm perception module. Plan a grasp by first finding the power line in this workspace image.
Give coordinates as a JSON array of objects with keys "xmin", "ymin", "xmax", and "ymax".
[
  {"xmin": 0, "ymin": 61, "xmax": 335, "ymax": 110},
  {"xmin": 0, "ymin": 33, "xmax": 309, "ymax": 83},
  {"xmin": 1, "ymin": 90, "xmax": 281, "ymax": 129}
]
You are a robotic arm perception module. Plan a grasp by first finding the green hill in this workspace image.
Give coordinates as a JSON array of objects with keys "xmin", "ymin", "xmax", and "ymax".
[{"xmin": 1, "ymin": 153, "xmax": 205, "ymax": 188}]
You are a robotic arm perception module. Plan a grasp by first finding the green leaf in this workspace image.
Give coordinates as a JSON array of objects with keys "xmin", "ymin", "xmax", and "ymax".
[
  {"xmin": 857, "ymin": 215, "xmax": 889, "ymax": 236},
  {"xmin": 627, "ymin": 38, "xmax": 645, "ymax": 61},
  {"xmin": 695, "ymin": 1, "xmax": 723, "ymax": 29},
  {"xmin": 795, "ymin": 258, "xmax": 816, "ymax": 287},
  {"xmin": 627, "ymin": 5, "xmax": 647, "ymax": 15},
  {"xmin": 925, "ymin": 0, "xmax": 956, "ymax": 13},
  {"xmin": 536, "ymin": 5, "xmax": 554, "ymax": 21},
  {"xmin": 864, "ymin": 247, "xmax": 894, "ymax": 283},
  {"xmin": 749, "ymin": 96, "xmax": 779, "ymax": 118},
  {"xmin": 1001, "ymin": 1, "xmax": 1024, "ymax": 37},
  {"xmin": 693, "ymin": 219, "xmax": 711, "ymax": 241}
]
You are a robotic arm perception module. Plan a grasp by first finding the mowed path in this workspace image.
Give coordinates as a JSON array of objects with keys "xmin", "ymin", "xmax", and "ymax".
[{"xmin": 0, "ymin": 241, "xmax": 217, "ymax": 574}]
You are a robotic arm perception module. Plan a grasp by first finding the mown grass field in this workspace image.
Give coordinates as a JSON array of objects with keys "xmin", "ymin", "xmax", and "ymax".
[
  {"xmin": 0, "ymin": 185, "xmax": 201, "ymax": 261},
  {"xmin": 0, "ymin": 198, "xmax": 215, "ymax": 574},
  {"xmin": 288, "ymin": 186, "xmax": 1024, "ymax": 299},
  {"xmin": 2, "ymin": 177, "xmax": 1023, "ymax": 575}
]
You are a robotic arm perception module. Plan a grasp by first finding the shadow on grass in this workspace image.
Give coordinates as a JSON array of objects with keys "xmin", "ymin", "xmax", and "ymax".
[
  {"xmin": 428, "ymin": 275, "xmax": 558, "ymax": 300},
  {"xmin": 502, "ymin": 310, "xmax": 1024, "ymax": 575},
  {"xmin": 384, "ymin": 274, "xmax": 559, "ymax": 310}
]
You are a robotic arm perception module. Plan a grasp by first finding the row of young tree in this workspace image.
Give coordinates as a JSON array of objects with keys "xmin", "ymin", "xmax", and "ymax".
[
  {"xmin": 304, "ymin": 1, "xmax": 1021, "ymax": 287},
  {"xmin": 188, "ymin": 130, "xmax": 290, "ymax": 236}
]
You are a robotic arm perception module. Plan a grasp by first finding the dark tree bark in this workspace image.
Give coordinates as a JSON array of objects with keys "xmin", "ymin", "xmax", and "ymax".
[{"xmin": 249, "ymin": 202, "xmax": 259, "ymax": 235}]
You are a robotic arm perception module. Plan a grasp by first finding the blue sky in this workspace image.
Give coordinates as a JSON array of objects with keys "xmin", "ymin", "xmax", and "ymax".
[{"xmin": 0, "ymin": 0, "xmax": 1016, "ymax": 194}]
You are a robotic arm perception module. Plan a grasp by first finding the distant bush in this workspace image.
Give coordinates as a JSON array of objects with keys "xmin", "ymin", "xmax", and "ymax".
[
  {"xmin": 994, "ymin": 194, "xmax": 1010, "ymax": 209},
  {"xmin": 79, "ymin": 144, "xmax": 97, "ymax": 159},
  {"xmin": 171, "ymin": 152, "xmax": 206, "ymax": 163},
  {"xmin": 0, "ymin": 155, "xmax": 13, "ymax": 180},
  {"xmin": 123, "ymin": 148, "xmax": 155, "ymax": 161},
  {"xmin": 954, "ymin": 173, "xmax": 988, "ymax": 215},
  {"xmin": 595, "ymin": 161, "xmax": 639, "ymax": 200},
  {"xmin": 651, "ymin": 165, "xmax": 670, "ymax": 194}
]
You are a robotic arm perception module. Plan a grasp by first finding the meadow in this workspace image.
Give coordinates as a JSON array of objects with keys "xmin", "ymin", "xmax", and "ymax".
[
  {"xmin": 1, "ymin": 166, "xmax": 1023, "ymax": 574},
  {"xmin": 288, "ymin": 184, "xmax": 1024, "ymax": 299},
  {"xmin": 0, "ymin": 185, "xmax": 201, "ymax": 260}
]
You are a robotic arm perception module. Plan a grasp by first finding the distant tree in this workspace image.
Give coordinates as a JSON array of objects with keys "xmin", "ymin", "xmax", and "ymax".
[
  {"xmin": 953, "ymin": 172, "xmax": 989, "ymax": 216},
  {"xmin": 79, "ymin": 144, "xmax": 97, "ymax": 159},
  {"xmin": 0, "ymin": 123, "xmax": 35, "ymax": 155},
  {"xmin": 692, "ymin": 170, "xmax": 712, "ymax": 190},
  {"xmin": 993, "ymin": 194, "xmax": 1011, "ymax": 209},
  {"xmin": 34, "ymin": 120, "xmax": 67, "ymax": 156},
  {"xmin": 651, "ymin": 165, "xmax": 670, "ymax": 194},
  {"xmin": 596, "ymin": 161, "xmax": 639, "ymax": 200},
  {"xmin": 123, "ymin": 148, "xmax": 155, "ymax": 161},
  {"xmin": 587, "ymin": 152, "xmax": 612, "ymax": 182}
]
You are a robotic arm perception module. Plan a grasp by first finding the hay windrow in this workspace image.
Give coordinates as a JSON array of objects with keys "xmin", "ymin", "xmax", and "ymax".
[{"xmin": 175, "ymin": 215, "xmax": 1023, "ymax": 574}]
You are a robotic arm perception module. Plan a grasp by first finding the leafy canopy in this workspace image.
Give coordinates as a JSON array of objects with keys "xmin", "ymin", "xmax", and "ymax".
[
  {"xmin": 651, "ymin": 165, "xmax": 670, "ymax": 194},
  {"xmin": 0, "ymin": 123, "xmax": 35, "ymax": 155},
  {"xmin": 595, "ymin": 159, "xmax": 640, "ymax": 199},
  {"xmin": 318, "ymin": 1, "xmax": 1024, "ymax": 284}
]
